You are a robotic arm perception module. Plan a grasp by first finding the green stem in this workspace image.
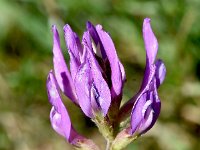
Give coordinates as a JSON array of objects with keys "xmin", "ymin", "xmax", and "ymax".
[
  {"xmin": 106, "ymin": 139, "xmax": 111, "ymax": 150},
  {"xmin": 93, "ymin": 113, "xmax": 114, "ymax": 142},
  {"xmin": 110, "ymin": 128, "xmax": 138, "ymax": 150}
]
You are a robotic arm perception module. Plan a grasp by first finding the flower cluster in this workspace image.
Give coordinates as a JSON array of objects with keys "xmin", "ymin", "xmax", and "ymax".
[{"xmin": 46, "ymin": 18, "xmax": 166, "ymax": 150}]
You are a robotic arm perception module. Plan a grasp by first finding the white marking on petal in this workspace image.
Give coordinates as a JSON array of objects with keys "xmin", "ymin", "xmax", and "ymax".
[
  {"xmin": 54, "ymin": 112, "xmax": 61, "ymax": 122},
  {"xmin": 98, "ymin": 97, "xmax": 103, "ymax": 106},
  {"xmin": 142, "ymin": 100, "xmax": 152, "ymax": 117},
  {"xmin": 50, "ymin": 86, "xmax": 59, "ymax": 99},
  {"xmin": 92, "ymin": 41, "xmax": 102, "ymax": 58}
]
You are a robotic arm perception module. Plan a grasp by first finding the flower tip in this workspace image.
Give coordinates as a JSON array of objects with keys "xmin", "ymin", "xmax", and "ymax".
[
  {"xmin": 47, "ymin": 70, "xmax": 53, "ymax": 82},
  {"xmin": 96, "ymin": 24, "xmax": 103, "ymax": 30},
  {"xmin": 144, "ymin": 18, "xmax": 151, "ymax": 23},
  {"xmin": 86, "ymin": 21, "xmax": 93, "ymax": 29},
  {"xmin": 63, "ymin": 24, "xmax": 71, "ymax": 33},
  {"xmin": 143, "ymin": 18, "xmax": 151, "ymax": 30},
  {"xmin": 142, "ymin": 17, "xmax": 158, "ymax": 64},
  {"xmin": 52, "ymin": 25, "xmax": 57, "ymax": 32},
  {"xmin": 52, "ymin": 25, "xmax": 59, "ymax": 40}
]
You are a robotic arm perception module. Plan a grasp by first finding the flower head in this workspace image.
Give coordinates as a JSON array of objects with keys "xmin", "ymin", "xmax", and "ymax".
[
  {"xmin": 50, "ymin": 22, "xmax": 125, "ymax": 118},
  {"xmin": 47, "ymin": 20, "xmax": 126, "ymax": 148},
  {"xmin": 46, "ymin": 18, "xmax": 166, "ymax": 149}
]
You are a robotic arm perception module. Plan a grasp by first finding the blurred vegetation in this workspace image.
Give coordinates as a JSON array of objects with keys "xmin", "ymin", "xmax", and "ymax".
[{"xmin": 0, "ymin": 0, "xmax": 200, "ymax": 149}]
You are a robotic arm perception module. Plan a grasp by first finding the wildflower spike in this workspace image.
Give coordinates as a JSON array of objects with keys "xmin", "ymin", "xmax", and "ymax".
[{"xmin": 47, "ymin": 18, "xmax": 166, "ymax": 150}]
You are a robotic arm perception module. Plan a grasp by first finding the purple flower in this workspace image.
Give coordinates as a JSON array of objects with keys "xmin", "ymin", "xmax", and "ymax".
[
  {"xmin": 118, "ymin": 18, "xmax": 166, "ymax": 136},
  {"xmin": 46, "ymin": 18, "xmax": 166, "ymax": 149},
  {"xmin": 130, "ymin": 18, "xmax": 166, "ymax": 135},
  {"xmin": 50, "ymin": 23, "xmax": 125, "ymax": 118},
  {"xmin": 46, "ymin": 71, "xmax": 99, "ymax": 149},
  {"xmin": 47, "ymin": 21, "xmax": 124, "ymax": 147}
]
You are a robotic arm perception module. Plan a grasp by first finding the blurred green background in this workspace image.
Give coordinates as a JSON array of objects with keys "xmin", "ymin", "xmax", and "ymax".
[{"xmin": 0, "ymin": 0, "xmax": 200, "ymax": 149}]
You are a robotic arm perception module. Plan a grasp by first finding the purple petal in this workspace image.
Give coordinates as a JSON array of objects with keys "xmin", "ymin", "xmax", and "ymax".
[
  {"xmin": 47, "ymin": 71, "xmax": 100, "ymax": 149},
  {"xmin": 130, "ymin": 93, "xmax": 147, "ymax": 134},
  {"xmin": 143, "ymin": 18, "xmax": 158, "ymax": 65},
  {"xmin": 130, "ymin": 94, "xmax": 154, "ymax": 135},
  {"xmin": 82, "ymin": 31, "xmax": 92, "ymax": 50},
  {"xmin": 130, "ymin": 77, "xmax": 161, "ymax": 135},
  {"xmin": 96, "ymin": 25, "xmax": 123, "ymax": 97},
  {"xmin": 63, "ymin": 24, "xmax": 83, "ymax": 59},
  {"xmin": 52, "ymin": 25, "xmax": 77, "ymax": 103},
  {"xmin": 140, "ymin": 64, "xmax": 156, "ymax": 93},
  {"xmin": 86, "ymin": 22, "xmax": 106, "ymax": 58},
  {"xmin": 155, "ymin": 59, "xmax": 166, "ymax": 88},
  {"xmin": 63, "ymin": 25, "xmax": 83, "ymax": 80},
  {"xmin": 88, "ymin": 50, "xmax": 111, "ymax": 116},
  {"xmin": 119, "ymin": 61, "xmax": 126, "ymax": 84},
  {"xmin": 82, "ymin": 31, "xmax": 93, "ymax": 63},
  {"xmin": 140, "ymin": 91, "xmax": 161, "ymax": 134},
  {"xmin": 150, "ymin": 80, "xmax": 161, "ymax": 122},
  {"xmin": 74, "ymin": 49, "xmax": 111, "ymax": 117},
  {"xmin": 131, "ymin": 79, "xmax": 161, "ymax": 135},
  {"xmin": 137, "ymin": 100, "xmax": 154, "ymax": 134},
  {"xmin": 74, "ymin": 60, "xmax": 93, "ymax": 118},
  {"xmin": 140, "ymin": 18, "xmax": 158, "ymax": 91},
  {"xmin": 47, "ymin": 71, "xmax": 74, "ymax": 141}
]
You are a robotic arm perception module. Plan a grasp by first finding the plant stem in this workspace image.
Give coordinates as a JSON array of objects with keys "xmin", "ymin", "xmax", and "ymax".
[{"xmin": 106, "ymin": 139, "xmax": 111, "ymax": 150}]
